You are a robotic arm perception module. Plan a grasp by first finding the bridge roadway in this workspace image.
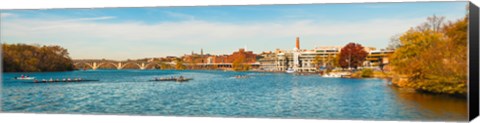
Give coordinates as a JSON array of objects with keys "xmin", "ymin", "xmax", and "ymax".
[{"xmin": 73, "ymin": 60, "xmax": 260, "ymax": 70}]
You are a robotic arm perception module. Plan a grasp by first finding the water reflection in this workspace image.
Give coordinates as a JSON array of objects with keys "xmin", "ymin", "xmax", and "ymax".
[{"xmin": 389, "ymin": 86, "xmax": 467, "ymax": 121}]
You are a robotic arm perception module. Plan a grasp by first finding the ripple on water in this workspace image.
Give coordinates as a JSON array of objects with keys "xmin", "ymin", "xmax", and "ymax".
[{"xmin": 1, "ymin": 70, "xmax": 468, "ymax": 121}]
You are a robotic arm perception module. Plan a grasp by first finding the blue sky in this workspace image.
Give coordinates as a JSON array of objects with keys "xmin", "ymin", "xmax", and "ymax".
[{"xmin": 0, "ymin": 1, "xmax": 468, "ymax": 60}]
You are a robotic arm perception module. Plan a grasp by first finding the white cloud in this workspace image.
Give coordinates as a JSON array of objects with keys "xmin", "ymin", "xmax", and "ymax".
[
  {"xmin": 62, "ymin": 16, "xmax": 116, "ymax": 22},
  {"xmin": 0, "ymin": 16, "xmax": 435, "ymax": 60},
  {"xmin": 162, "ymin": 11, "xmax": 195, "ymax": 21}
]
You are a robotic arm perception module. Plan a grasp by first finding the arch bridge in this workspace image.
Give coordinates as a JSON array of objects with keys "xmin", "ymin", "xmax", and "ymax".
[
  {"xmin": 73, "ymin": 60, "xmax": 260, "ymax": 70},
  {"xmin": 73, "ymin": 61, "xmax": 174, "ymax": 70}
]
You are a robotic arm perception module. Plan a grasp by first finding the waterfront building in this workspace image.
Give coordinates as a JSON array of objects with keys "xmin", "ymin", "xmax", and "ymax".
[
  {"xmin": 182, "ymin": 48, "xmax": 259, "ymax": 69},
  {"xmin": 363, "ymin": 49, "xmax": 394, "ymax": 70},
  {"xmin": 259, "ymin": 37, "xmax": 383, "ymax": 72},
  {"xmin": 204, "ymin": 48, "xmax": 257, "ymax": 64},
  {"xmin": 272, "ymin": 37, "xmax": 344, "ymax": 72},
  {"xmin": 258, "ymin": 51, "xmax": 277, "ymax": 71},
  {"xmin": 275, "ymin": 47, "xmax": 343, "ymax": 72}
]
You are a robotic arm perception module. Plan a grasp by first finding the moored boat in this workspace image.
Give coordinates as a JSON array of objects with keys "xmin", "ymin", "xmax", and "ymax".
[
  {"xmin": 286, "ymin": 68, "xmax": 295, "ymax": 73},
  {"xmin": 321, "ymin": 72, "xmax": 352, "ymax": 78},
  {"xmin": 322, "ymin": 73, "xmax": 341, "ymax": 78}
]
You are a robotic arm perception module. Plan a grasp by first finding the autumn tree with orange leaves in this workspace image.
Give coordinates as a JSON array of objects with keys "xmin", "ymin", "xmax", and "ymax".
[{"xmin": 389, "ymin": 15, "xmax": 467, "ymax": 95}]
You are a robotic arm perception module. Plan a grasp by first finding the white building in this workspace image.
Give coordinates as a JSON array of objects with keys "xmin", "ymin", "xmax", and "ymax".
[
  {"xmin": 268, "ymin": 37, "xmax": 344, "ymax": 72},
  {"xmin": 259, "ymin": 37, "xmax": 381, "ymax": 72}
]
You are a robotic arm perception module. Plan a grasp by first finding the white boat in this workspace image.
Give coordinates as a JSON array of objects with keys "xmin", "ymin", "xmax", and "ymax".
[
  {"xmin": 286, "ymin": 68, "xmax": 295, "ymax": 73},
  {"xmin": 322, "ymin": 74, "xmax": 341, "ymax": 78},
  {"xmin": 322, "ymin": 72, "xmax": 352, "ymax": 78},
  {"xmin": 14, "ymin": 76, "xmax": 36, "ymax": 80}
]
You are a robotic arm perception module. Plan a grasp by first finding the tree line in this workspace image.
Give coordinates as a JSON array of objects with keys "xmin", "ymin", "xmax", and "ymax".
[{"xmin": 2, "ymin": 43, "xmax": 75, "ymax": 72}]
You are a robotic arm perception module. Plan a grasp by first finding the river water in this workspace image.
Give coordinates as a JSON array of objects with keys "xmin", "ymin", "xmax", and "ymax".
[{"xmin": 1, "ymin": 70, "xmax": 467, "ymax": 121}]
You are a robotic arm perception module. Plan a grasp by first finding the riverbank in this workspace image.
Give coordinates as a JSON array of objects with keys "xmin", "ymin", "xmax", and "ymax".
[
  {"xmin": 389, "ymin": 74, "xmax": 467, "ymax": 97},
  {"xmin": 320, "ymin": 69, "xmax": 467, "ymax": 97}
]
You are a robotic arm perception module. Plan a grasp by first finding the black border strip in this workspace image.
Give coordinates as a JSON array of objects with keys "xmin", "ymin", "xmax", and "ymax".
[{"xmin": 469, "ymin": 1, "xmax": 479, "ymax": 121}]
